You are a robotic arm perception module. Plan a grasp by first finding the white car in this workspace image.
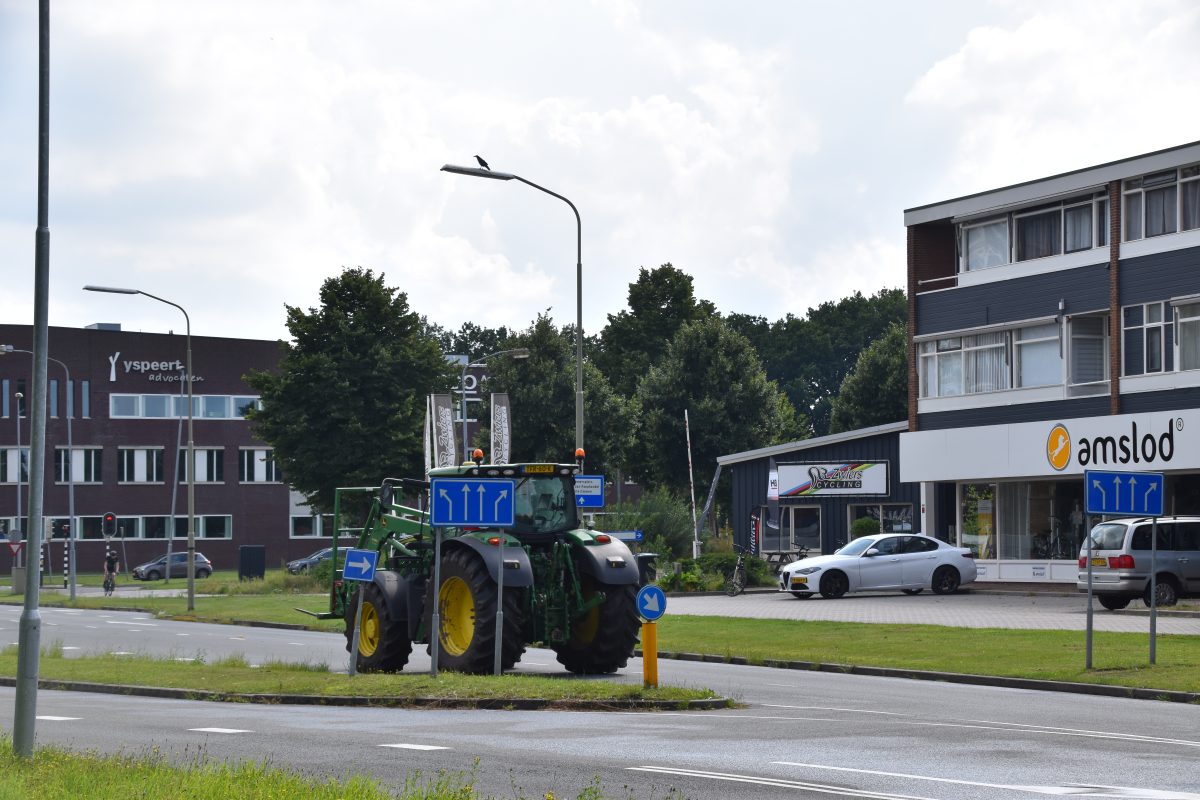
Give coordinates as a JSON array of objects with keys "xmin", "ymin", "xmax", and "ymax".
[{"xmin": 778, "ymin": 534, "xmax": 977, "ymax": 599}]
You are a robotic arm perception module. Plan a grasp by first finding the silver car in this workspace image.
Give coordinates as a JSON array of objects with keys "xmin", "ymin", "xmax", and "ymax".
[
  {"xmin": 1076, "ymin": 516, "xmax": 1200, "ymax": 609},
  {"xmin": 778, "ymin": 534, "xmax": 978, "ymax": 599}
]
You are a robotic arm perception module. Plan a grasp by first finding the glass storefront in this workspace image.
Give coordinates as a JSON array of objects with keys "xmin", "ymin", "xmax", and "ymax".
[{"xmin": 958, "ymin": 479, "xmax": 1087, "ymax": 560}]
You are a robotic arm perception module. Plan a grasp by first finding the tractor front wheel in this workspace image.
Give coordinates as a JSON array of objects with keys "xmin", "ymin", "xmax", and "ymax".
[
  {"xmin": 552, "ymin": 576, "xmax": 640, "ymax": 675},
  {"xmin": 344, "ymin": 579, "xmax": 412, "ymax": 673},
  {"xmin": 429, "ymin": 547, "xmax": 525, "ymax": 674}
]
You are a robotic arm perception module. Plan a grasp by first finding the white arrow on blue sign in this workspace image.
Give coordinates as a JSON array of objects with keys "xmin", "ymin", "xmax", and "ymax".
[
  {"xmin": 636, "ymin": 584, "xmax": 667, "ymax": 622},
  {"xmin": 1084, "ymin": 469, "xmax": 1164, "ymax": 517},
  {"xmin": 429, "ymin": 478, "xmax": 516, "ymax": 527},
  {"xmin": 341, "ymin": 548, "xmax": 378, "ymax": 583}
]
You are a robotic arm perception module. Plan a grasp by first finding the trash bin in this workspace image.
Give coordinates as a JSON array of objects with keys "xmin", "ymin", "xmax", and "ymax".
[
  {"xmin": 238, "ymin": 545, "xmax": 266, "ymax": 581},
  {"xmin": 635, "ymin": 553, "xmax": 658, "ymax": 586}
]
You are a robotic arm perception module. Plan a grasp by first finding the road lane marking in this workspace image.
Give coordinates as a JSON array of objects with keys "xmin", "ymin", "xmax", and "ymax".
[
  {"xmin": 773, "ymin": 763, "xmax": 1200, "ymax": 799},
  {"xmin": 62, "ymin": 646, "xmax": 80, "ymax": 651},
  {"xmin": 37, "ymin": 716, "xmax": 80, "ymax": 721},
  {"xmin": 176, "ymin": 633, "xmax": 190, "ymax": 636},
  {"xmin": 110, "ymin": 651, "xmax": 134, "ymax": 656},
  {"xmin": 628, "ymin": 767, "xmax": 935, "ymax": 799},
  {"xmin": 105, "ymin": 620, "xmax": 157, "ymax": 627},
  {"xmin": 189, "ymin": 728, "xmax": 252, "ymax": 734},
  {"xmin": 379, "ymin": 744, "xmax": 450, "ymax": 751}
]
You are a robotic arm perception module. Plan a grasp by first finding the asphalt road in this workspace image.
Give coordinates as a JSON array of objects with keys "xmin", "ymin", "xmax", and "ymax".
[{"xmin": 0, "ymin": 595, "xmax": 1197, "ymax": 799}]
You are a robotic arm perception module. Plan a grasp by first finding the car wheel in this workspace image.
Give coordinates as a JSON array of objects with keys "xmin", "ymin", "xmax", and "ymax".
[
  {"xmin": 931, "ymin": 566, "xmax": 961, "ymax": 595},
  {"xmin": 196, "ymin": 569, "xmax": 212, "ymax": 580},
  {"xmin": 1143, "ymin": 577, "xmax": 1179, "ymax": 607},
  {"xmin": 819, "ymin": 571, "xmax": 849, "ymax": 599},
  {"xmin": 790, "ymin": 592, "xmax": 813, "ymax": 599},
  {"xmin": 902, "ymin": 588, "xmax": 923, "ymax": 596},
  {"xmin": 146, "ymin": 570, "xmax": 162, "ymax": 581},
  {"xmin": 1098, "ymin": 595, "xmax": 1131, "ymax": 611}
]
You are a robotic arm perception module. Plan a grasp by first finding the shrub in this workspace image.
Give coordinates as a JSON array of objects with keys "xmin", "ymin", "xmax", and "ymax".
[{"xmin": 850, "ymin": 517, "xmax": 881, "ymax": 539}]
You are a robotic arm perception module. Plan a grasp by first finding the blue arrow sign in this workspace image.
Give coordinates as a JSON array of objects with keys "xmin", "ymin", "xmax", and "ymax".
[
  {"xmin": 611, "ymin": 529, "xmax": 644, "ymax": 542},
  {"xmin": 429, "ymin": 478, "xmax": 516, "ymax": 527},
  {"xmin": 574, "ymin": 474, "xmax": 605, "ymax": 508},
  {"xmin": 636, "ymin": 584, "xmax": 667, "ymax": 622},
  {"xmin": 1084, "ymin": 470, "xmax": 1164, "ymax": 517},
  {"xmin": 341, "ymin": 548, "xmax": 378, "ymax": 583}
]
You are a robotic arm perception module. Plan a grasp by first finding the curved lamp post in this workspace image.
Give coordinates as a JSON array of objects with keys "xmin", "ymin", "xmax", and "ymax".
[
  {"xmin": 458, "ymin": 347, "xmax": 529, "ymax": 461},
  {"xmin": 2, "ymin": 347, "xmax": 75, "ymax": 600},
  {"xmin": 441, "ymin": 164, "xmax": 584, "ymax": 452},
  {"xmin": 83, "ymin": 285, "xmax": 195, "ymax": 611}
]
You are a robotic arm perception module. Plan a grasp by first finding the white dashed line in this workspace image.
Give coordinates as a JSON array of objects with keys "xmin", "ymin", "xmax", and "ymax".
[
  {"xmin": 105, "ymin": 620, "xmax": 157, "ymax": 626},
  {"xmin": 62, "ymin": 646, "xmax": 80, "ymax": 651},
  {"xmin": 37, "ymin": 716, "xmax": 81, "ymax": 721},
  {"xmin": 189, "ymin": 728, "xmax": 253, "ymax": 734},
  {"xmin": 110, "ymin": 651, "xmax": 134, "ymax": 656},
  {"xmin": 379, "ymin": 743, "xmax": 450, "ymax": 751}
]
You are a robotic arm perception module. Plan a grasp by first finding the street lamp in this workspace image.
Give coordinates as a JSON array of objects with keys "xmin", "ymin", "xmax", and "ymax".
[
  {"xmin": 83, "ymin": 285, "xmax": 196, "ymax": 611},
  {"xmin": 459, "ymin": 348, "xmax": 529, "ymax": 462},
  {"xmin": 2, "ymin": 347, "xmax": 76, "ymax": 600},
  {"xmin": 441, "ymin": 164, "xmax": 585, "ymax": 452}
]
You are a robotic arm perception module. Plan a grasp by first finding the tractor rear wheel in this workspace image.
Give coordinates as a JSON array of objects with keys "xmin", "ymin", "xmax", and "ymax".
[
  {"xmin": 552, "ymin": 576, "xmax": 640, "ymax": 675},
  {"xmin": 429, "ymin": 547, "xmax": 525, "ymax": 674},
  {"xmin": 344, "ymin": 579, "xmax": 412, "ymax": 673}
]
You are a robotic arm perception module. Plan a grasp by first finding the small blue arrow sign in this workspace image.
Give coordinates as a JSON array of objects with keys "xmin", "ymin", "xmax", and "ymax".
[
  {"xmin": 1085, "ymin": 470, "xmax": 1164, "ymax": 517},
  {"xmin": 341, "ymin": 548, "xmax": 378, "ymax": 583},
  {"xmin": 636, "ymin": 584, "xmax": 667, "ymax": 622},
  {"xmin": 574, "ymin": 474, "xmax": 605, "ymax": 508},
  {"xmin": 429, "ymin": 478, "xmax": 516, "ymax": 527}
]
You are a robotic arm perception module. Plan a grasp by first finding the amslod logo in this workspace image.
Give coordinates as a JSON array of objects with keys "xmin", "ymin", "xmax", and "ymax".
[{"xmin": 1047, "ymin": 417, "xmax": 1180, "ymax": 470}]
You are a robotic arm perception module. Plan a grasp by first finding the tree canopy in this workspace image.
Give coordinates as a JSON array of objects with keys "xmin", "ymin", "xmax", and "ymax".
[
  {"xmin": 630, "ymin": 316, "xmax": 802, "ymax": 495},
  {"xmin": 245, "ymin": 268, "xmax": 453, "ymax": 512},
  {"xmin": 828, "ymin": 320, "xmax": 909, "ymax": 434}
]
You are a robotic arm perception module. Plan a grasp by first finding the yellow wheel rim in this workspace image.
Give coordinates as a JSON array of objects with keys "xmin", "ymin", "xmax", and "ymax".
[
  {"xmin": 439, "ymin": 576, "xmax": 476, "ymax": 656},
  {"xmin": 573, "ymin": 586, "xmax": 600, "ymax": 645},
  {"xmin": 358, "ymin": 599, "xmax": 381, "ymax": 657}
]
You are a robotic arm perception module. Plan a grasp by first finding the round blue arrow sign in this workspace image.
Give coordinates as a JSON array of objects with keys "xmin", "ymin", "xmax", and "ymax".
[{"xmin": 636, "ymin": 584, "xmax": 667, "ymax": 622}]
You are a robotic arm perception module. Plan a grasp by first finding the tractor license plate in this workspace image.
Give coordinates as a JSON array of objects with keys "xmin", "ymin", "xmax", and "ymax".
[
  {"xmin": 1091, "ymin": 557, "xmax": 1107, "ymax": 567},
  {"xmin": 790, "ymin": 576, "xmax": 808, "ymax": 586},
  {"xmin": 524, "ymin": 464, "xmax": 554, "ymax": 473}
]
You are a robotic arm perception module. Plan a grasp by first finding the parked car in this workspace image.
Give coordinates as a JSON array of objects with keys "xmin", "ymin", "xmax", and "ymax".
[
  {"xmin": 1077, "ymin": 516, "xmax": 1200, "ymax": 609},
  {"xmin": 286, "ymin": 547, "xmax": 333, "ymax": 575},
  {"xmin": 131, "ymin": 552, "xmax": 213, "ymax": 581},
  {"xmin": 778, "ymin": 534, "xmax": 977, "ymax": 599}
]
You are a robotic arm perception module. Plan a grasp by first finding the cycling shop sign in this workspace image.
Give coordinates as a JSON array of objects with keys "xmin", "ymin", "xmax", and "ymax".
[{"xmin": 777, "ymin": 462, "xmax": 889, "ymax": 497}]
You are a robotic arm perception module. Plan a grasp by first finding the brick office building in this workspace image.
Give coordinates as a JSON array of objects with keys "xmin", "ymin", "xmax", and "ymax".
[
  {"xmin": 901, "ymin": 141, "xmax": 1200, "ymax": 583},
  {"xmin": 0, "ymin": 322, "xmax": 334, "ymax": 575}
]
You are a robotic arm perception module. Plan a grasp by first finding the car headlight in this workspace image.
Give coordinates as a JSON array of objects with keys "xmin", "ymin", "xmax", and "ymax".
[{"xmin": 797, "ymin": 566, "xmax": 821, "ymax": 575}]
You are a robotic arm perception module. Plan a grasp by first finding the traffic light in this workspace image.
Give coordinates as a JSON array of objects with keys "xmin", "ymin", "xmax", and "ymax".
[{"xmin": 102, "ymin": 512, "xmax": 117, "ymax": 537}]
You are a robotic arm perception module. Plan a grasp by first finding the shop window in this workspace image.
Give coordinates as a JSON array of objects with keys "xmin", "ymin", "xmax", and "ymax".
[{"xmin": 960, "ymin": 484, "xmax": 996, "ymax": 558}]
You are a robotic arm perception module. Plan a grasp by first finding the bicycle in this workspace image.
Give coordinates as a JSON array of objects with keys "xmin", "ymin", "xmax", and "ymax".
[
  {"xmin": 103, "ymin": 573, "xmax": 116, "ymax": 597},
  {"xmin": 724, "ymin": 544, "xmax": 751, "ymax": 597}
]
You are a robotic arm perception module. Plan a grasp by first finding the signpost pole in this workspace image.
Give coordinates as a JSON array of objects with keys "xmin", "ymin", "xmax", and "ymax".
[
  {"xmin": 431, "ymin": 529, "xmax": 441, "ymax": 677},
  {"xmin": 493, "ymin": 536, "xmax": 504, "ymax": 676},
  {"xmin": 642, "ymin": 622, "xmax": 658, "ymax": 688},
  {"xmin": 347, "ymin": 588, "xmax": 364, "ymax": 677},
  {"xmin": 1084, "ymin": 512, "xmax": 1093, "ymax": 669},
  {"xmin": 1150, "ymin": 517, "xmax": 1158, "ymax": 665}
]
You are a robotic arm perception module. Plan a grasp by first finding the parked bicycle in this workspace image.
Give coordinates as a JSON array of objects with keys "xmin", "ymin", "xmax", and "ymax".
[{"xmin": 725, "ymin": 544, "xmax": 752, "ymax": 597}]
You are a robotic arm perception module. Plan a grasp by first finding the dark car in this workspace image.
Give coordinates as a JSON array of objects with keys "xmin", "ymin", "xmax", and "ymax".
[
  {"xmin": 287, "ymin": 547, "xmax": 333, "ymax": 574},
  {"xmin": 131, "ymin": 552, "xmax": 213, "ymax": 581}
]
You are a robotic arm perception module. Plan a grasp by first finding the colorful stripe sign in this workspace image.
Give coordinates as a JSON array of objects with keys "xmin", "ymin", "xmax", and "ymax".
[{"xmin": 777, "ymin": 462, "xmax": 888, "ymax": 497}]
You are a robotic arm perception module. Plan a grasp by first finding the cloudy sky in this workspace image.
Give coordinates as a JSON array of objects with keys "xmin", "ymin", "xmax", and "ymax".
[{"xmin": 2, "ymin": 1, "xmax": 1198, "ymax": 344}]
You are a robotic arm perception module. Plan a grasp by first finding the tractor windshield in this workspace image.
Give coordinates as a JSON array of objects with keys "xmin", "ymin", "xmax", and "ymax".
[{"xmin": 511, "ymin": 476, "xmax": 578, "ymax": 534}]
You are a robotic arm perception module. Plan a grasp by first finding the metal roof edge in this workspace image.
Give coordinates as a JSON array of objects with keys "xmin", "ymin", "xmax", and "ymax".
[{"xmin": 717, "ymin": 421, "xmax": 909, "ymax": 466}]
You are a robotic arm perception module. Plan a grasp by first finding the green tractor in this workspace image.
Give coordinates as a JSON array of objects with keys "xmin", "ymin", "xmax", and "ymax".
[{"xmin": 305, "ymin": 455, "xmax": 643, "ymax": 675}]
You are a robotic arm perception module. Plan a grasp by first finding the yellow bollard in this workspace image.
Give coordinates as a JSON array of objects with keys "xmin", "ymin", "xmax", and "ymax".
[{"xmin": 642, "ymin": 621, "xmax": 658, "ymax": 688}]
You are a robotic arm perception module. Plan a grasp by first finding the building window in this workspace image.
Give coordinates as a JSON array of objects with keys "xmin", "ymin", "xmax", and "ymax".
[
  {"xmin": 80, "ymin": 380, "xmax": 90, "ymax": 418},
  {"xmin": 1123, "ymin": 165, "xmax": 1200, "ymax": 241},
  {"xmin": 1, "ymin": 448, "xmax": 30, "ymax": 483},
  {"xmin": 49, "ymin": 379, "xmax": 58, "ymax": 418},
  {"xmin": 54, "ymin": 448, "xmax": 102, "ymax": 483},
  {"xmin": 201, "ymin": 515, "xmax": 232, "ymax": 539},
  {"xmin": 962, "ymin": 219, "xmax": 1009, "ymax": 271},
  {"xmin": 2, "ymin": 379, "xmax": 8, "ymax": 417},
  {"xmin": 177, "ymin": 448, "xmax": 224, "ymax": 483},
  {"xmin": 118, "ymin": 448, "xmax": 165, "ymax": 483},
  {"xmin": 17, "ymin": 380, "xmax": 27, "ymax": 417},
  {"xmin": 291, "ymin": 516, "xmax": 318, "ymax": 537},
  {"xmin": 110, "ymin": 393, "xmax": 259, "ymax": 420},
  {"xmin": 1014, "ymin": 323, "xmax": 1060, "ymax": 387},
  {"xmin": 849, "ymin": 504, "xmax": 913, "ymax": 535},
  {"xmin": 1068, "ymin": 316, "xmax": 1108, "ymax": 385},
  {"xmin": 239, "ymin": 448, "xmax": 279, "ymax": 483},
  {"xmin": 1177, "ymin": 301, "xmax": 1200, "ymax": 372},
  {"xmin": 1015, "ymin": 208, "xmax": 1062, "ymax": 261},
  {"xmin": 1123, "ymin": 302, "xmax": 1172, "ymax": 376}
]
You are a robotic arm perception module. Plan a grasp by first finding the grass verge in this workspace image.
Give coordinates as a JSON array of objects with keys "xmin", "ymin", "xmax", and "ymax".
[
  {"xmin": 656, "ymin": 615, "xmax": 1200, "ymax": 695},
  {"xmin": 0, "ymin": 647, "xmax": 721, "ymax": 707}
]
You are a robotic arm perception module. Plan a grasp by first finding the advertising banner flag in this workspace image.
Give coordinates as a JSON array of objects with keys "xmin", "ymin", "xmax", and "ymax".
[
  {"xmin": 491, "ymin": 393, "xmax": 512, "ymax": 464},
  {"xmin": 424, "ymin": 395, "xmax": 434, "ymax": 474},
  {"xmin": 429, "ymin": 394, "xmax": 457, "ymax": 468}
]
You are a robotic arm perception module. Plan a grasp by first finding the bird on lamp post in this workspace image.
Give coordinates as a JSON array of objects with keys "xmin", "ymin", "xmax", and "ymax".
[{"xmin": 474, "ymin": 155, "xmax": 491, "ymax": 170}]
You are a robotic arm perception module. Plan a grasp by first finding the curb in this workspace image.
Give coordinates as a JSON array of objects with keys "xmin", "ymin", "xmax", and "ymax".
[
  {"xmin": 0, "ymin": 676, "xmax": 731, "ymax": 712},
  {"xmin": 638, "ymin": 650, "xmax": 1200, "ymax": 704}
]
